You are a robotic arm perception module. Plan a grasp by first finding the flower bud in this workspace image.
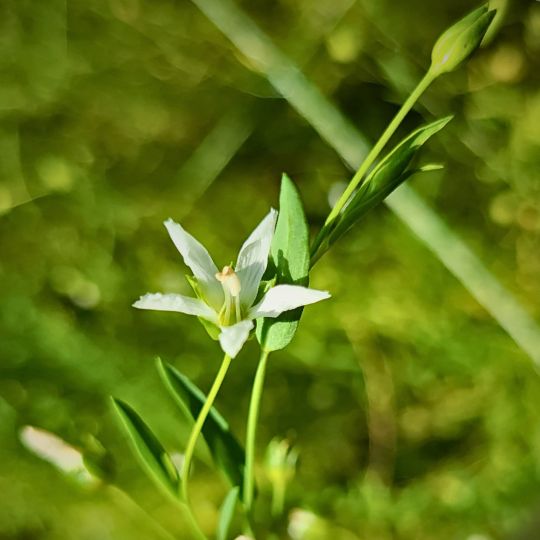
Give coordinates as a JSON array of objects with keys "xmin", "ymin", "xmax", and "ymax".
[
  {"xmin": 265, "ymin": 437, "xmax": 298, "ymax": 485},
  {"xmin": 430, "ymin": 5, "xmax": 496, "ymax": 76},
  {"xmin": 265, "ymin": 437, "xmax": 298, "ymax": 516}
]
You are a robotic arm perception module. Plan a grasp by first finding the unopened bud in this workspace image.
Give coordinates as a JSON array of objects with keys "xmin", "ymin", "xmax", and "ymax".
[
  {"xmin": 265, "ymin": 438, "xmax": 298, "ymax": 485},
  {"xmin": 430, "ymin": 5, "xmax": 496, "ymax": 76}
]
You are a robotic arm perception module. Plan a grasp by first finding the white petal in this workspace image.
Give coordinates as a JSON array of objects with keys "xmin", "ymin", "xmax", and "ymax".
[
  {"xmin": 133, "ymin": 293, "xmax": 218, "ymax": 323},
  {"xmin": 248, "ymin": 284, "xmax": 330, "ymax": 319},
  {"xmin": 20, "ymin": 426, "xmax": 86, "ymax": 475},
  {"xmin": 218, "ymin": 320, "xmax": 254, "ymax": 358},
  {"xmin": 235, "ymin": 209, "xmax": 278, "ymax": 309},
  {"xmin": 164, "ymin": 219, "xmax": 224, "ymax": 310}
]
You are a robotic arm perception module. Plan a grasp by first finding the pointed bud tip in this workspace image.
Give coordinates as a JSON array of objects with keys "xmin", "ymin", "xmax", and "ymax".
[{"xmin": 430, "ymin": 5, "xmax": 497, "ymax": 76}]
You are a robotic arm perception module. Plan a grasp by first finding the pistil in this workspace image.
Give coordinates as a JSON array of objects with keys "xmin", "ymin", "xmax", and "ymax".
[{"xmin": 215, "ymin": 265, "xmax": 242, "ymax": 325}]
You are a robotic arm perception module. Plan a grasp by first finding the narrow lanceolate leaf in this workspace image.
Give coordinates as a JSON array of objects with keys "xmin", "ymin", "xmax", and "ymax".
[
  {"xmin": 156, "ymin": 359, "xmax": 245, "ymax": 491},
  {"xmin": 216, "ymin": 486, "xmax": 239, "ymax": 540},
  {"xmin": 111, "ymin": 398, "xmax": 179, "ymax": 497},
  {"xmin": 329, "ymin": 116, "xmax": 452, "ymax": 245},
  {"xmin": 256, "ymin": 173, "xmax": 310, "ymax": 351}
]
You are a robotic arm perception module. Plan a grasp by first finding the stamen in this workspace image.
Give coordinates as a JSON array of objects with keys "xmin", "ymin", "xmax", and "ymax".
[
  {"xmin": 223, "ymin": 291, "xmax": 231, "ymax": 325},
  {"xmin": 235, "ymin": 295, "xmax": 242, "ymax": 324}
]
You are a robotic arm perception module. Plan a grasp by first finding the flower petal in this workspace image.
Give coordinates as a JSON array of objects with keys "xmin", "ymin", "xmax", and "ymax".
[
  {"xmin": 218, "ymin": 320, "xmax": 254, "ymax": 358},
  {"xmin": 133, "ymin": 293, "xmax": 218, "ymax": 323},
  {"xmin": 236, "ymin": 209, "xmax": 278, "ymax": 309},
  {"xmin": 248, "ymin": 285, "xmax": 330, "ymax": 319},
  {"xmin": 164, "ymin": 219, "xmax": 224, "ymax": 310}
]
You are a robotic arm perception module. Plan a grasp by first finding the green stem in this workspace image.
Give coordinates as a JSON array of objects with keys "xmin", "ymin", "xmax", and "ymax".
[
  {"xmin": 271, "ymin": 479, "xmax": 286, "ymax": 519},
  {"xmin": 243, "ymin": 349, "xmax": 270, "ymax": 512},
  {"xmin": 325, "ymin": 71, "xmax": 435, "ymax": 223},
  {"xmin": 311, "ymin": 70, "xmax": 436, "ymax": 259},
  {"xmin": 181, "ymin": 353, "xmax": 233, "ymax": 502}
]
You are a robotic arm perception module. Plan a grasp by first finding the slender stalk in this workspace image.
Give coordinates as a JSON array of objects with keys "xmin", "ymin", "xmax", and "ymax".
[
  {"xmin": 243, "ymin": 349, "xmax": 270, "ymax": 512},
  {"xmin": 310, "ymin": 70, "xmax": 436, "ymax": 258},
  {"xmin": 181, "ymin": 353, "xmax": 233, "ymax": 502},
  {"xmin": 271, "ymin": 479, "xmax": 286, "ymax": 519},
  {"xmin": 326, "ymin": 71, "xmax": 435, "ymax": 223},
  {"xmin": 309, "ymin": 244, "xmax": 325, "ymax": 268}
]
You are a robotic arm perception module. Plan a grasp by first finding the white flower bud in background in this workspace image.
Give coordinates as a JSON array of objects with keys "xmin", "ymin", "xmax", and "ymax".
[{"xmin": 20, "ymin": 426, "xmax": 95, "ymax": 485}]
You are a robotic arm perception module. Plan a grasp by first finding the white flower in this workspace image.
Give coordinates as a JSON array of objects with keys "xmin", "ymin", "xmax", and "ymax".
[{"xmin": 134, "ymin": 209, "xmax": 330, "ymax": 358}]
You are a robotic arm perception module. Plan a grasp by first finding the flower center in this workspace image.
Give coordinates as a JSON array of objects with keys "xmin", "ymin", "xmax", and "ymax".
[{"xmin": 215, "ymin": 265, "xmax": 242, "ymax": 325}]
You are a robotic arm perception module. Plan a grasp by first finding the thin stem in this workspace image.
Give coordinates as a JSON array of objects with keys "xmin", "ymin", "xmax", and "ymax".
[
  {"xmin": 325, "ymin": 71, "xmax": 434, "ymax": 223},
  {"xmin": 181, "ymin": 353, "xmax": 233, "ymax": 502},
  {"xmin": 309, "ymin": 245, "xmax": 324, "ymax": 268},
  {"xmin": 271, "ymin": 480, "xmax": 286, "ymax": 519},
  {"xmin": 310, "ymin": 70, "xmax": 436, "ymax": 259},
  {"xmin": 243, "ymin": 349, "xmax": 270, "ymax": 512}
]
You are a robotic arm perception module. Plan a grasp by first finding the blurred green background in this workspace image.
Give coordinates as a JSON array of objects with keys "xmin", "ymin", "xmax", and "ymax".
[{"xmin": 1, "ymin": 0, "xmax": 540, "ymax": 538}]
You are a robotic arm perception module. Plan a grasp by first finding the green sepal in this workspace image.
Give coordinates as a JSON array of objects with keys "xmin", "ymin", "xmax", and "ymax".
[
  {"xmin": 111, "ymin": 397, "xmax": 179, "ymax": 498},
  {"xmin": 256, "ymin": 173, "xmax": 310, "ymax": 352},
  {"xmin": 156, "ymin": 359, "xmax": 245, "ymax": 492},
  {"xmin": 197, "ymin": 316, "xmax": 221, "ymax": 341},
  {"xmin": 185, "ymin": 274, "xmax": 220, "ymax": 340}
]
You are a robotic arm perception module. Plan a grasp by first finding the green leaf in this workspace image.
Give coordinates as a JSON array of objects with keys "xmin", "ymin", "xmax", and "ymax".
[
  {"xmin": 111, "ymin": 397, "xmax": 179, "ymax": 497},
  {"xmin": 216, "ymin": 486, "xmax": 239, "ymax": 540},
  {"xmin": 156, "ymin": 359, "xmax": 245, "ymax": 491},
  {"xmin": 368, "ymin": 116, "xmax": 451, "ymax": 189},
  {"xmin": 256, "ymin": 173, "xmax": 310, "ymax": 351},
  {"xmin": 330, "ymin": 116, "xmax": 452, "ymax": 244}
]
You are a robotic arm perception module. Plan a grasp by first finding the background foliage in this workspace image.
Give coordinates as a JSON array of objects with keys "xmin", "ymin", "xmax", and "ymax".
[{"xmin": 1, "ymin": 0, "xmax": 539, "ymax": 538}]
